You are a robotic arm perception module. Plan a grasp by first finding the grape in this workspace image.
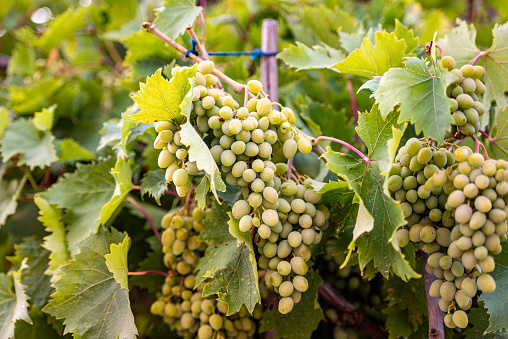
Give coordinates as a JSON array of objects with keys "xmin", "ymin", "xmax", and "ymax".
[
  {"xmin": 198, "ymin": 325, "xmax": 213, "ymax": 339},
  {"xmin": 277, "ymin": 261, "xmax": 291, "ymax": 276},
  {"xmin": 287, "ymin": 231, "xmax": 303, "ymax": 248},
  {"xmin": 457, "ymin": 94, "xmax": 474, "ymax": 109},
  {"xmin": 420, "ymin": 226, "xmax": 437, "ymax": 243},
  {"xmin": 283, "ymin": 139, "xmax": 298, "ymax": 159},
  {"xmin": 417, "ymin": 147, "xmax": 433, "ymax": 164},
  {"xmin": 444, "ymin": 314, "xmax": 455, "ymax": 329},
  {"xmin": 441, "ymin": 56, "xmax": 455, "ymax": 70},
  {"xmin": 278, "ymin": 297, "xmax": 294, "ymax": 314},
  {"xmin": 396, "ymin": 229, "xmax": 409, "ymax": 247},
  {"xmin": 262, "ymin": 209, "xmax": 279, "ymax": 227},
  {"xmin": 233, "ymin": 200, "xmax": 251, "ymax": 219},
  {"xmin": 451, "ymin": 310, "xmax": 468, "ymax": 329},
  {"xmin": 293, "ymin": 276, "xmax": 309, "ymax": 292},
  {"xmin": 239, "ymin": 215, "xmax": 253, "ymax": 232},
  {"xmin": 440, "ymin": 281, "xmax": 456, "ymax": 301},
  {"xmin": 387, "ymin": 175, "xmax": 403, "ymax": 191},
  {"xmin": 290, "ymin": 256, "xmax": 308, "ymax": 275},
  {"xmin": 279, "ymin": 281, "xmax": 294, "ymax": 297},
  {"xmin": 406, "ymin": 138, "xmax": 423, "ymax": 156},
  {"xmin": 247, "ymin": 80, "xmax": 263, "ymax": 94},
  {"xmin": 455, "ymin": 204, "xmax": 473, "ymax": 223},
  {"xmin": 429, "ymin": 279, "xmax": 443, "ymax": 297},
  {"xmin": 477, "ymin": 273, "xmax": 496, "ymax": 293}
]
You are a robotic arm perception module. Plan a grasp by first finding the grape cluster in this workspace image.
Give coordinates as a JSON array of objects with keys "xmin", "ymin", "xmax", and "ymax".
[
  {"xmin": 151, "ymin": 206, "xmax": 262, "ymax": 338},
  {"xmin": 441, "ymin": 56, "xmax": 486, "ymax": 136},
  {"xmin": 389, "ymin": 138, "xmax": 508, "ymax": 329}
]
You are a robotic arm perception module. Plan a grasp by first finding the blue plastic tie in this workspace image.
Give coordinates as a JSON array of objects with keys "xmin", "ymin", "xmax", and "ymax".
[{"xmin": 184, "ymin": 38, "xmax": 277, "ymax": 59}]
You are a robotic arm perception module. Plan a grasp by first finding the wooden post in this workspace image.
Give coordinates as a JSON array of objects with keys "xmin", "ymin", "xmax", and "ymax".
[
  {"xmin": 261, "ymin": 19, "xmax": 278, "ymax": 102},
  {"xmin": 422, "ymin": 252, "xmax": 445, "ymax": 339}
]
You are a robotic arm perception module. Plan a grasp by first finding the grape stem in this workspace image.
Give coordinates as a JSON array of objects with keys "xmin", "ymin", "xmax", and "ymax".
[
  {"xmin": 470, "ymin": 135, "xmax": 490, "ymax": 159},
  {"xmin": 471, "ymin": 51, "xmax": 488, "ymax": 66},
  {"xmin": 314, "ymin": 136, "xmax": 369, "ymax": 162},
  {"xmin": 128, "ymin": 270, "xmax": 170, "ymax": 278},
  {"xmin": 287, "ymin": 157, "xmax": 294, "ymax": 179},
  {"xmin": 125, "ymin": 196, "xmax": 162, "ymax": 245},
  {"xmin": 479, "ymin": 129, "xmax": 508, "ymax": 155},
  {"xmin": 422, "ymin": 252, "xmax": 445, "ymax": 339}
]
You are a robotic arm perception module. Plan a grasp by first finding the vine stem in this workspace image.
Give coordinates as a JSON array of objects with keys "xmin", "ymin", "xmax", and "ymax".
[
  {"xmin": 471, "ymin": 51, "xmax": 488, "ymax": 66},
  {"xmin": 287, "ymin": 157, "xmax": 294, "ymax": 179},
  {"xmin": 125, "ymin": 196, "xmax": 162, "ymax": 245},
  {"xmin": 479, "ymin": 129, "xmax": 508, "ymax": 155},
  {"xmin": 346, "ymin": 78, "xmax": 359, "ymax": 123},
  {"xmin": 128, "ymin": 270, "xmax": 170, "ymax": 278},
  {"xmin": 142, "ymin": 22, "xmax": 248, "ymax": 95},
  {"xmin": 22, "ymin": 167, "xmax": 39, "ymax": 192},
  {"xmin": 186, "ymin": 26, "xmax": 208, "ymax": 60},
  {"xmin": 314, "ymin": 136, "xmax": 369, "ymax": 161},
  {"xmin": 470, "ymin": 135, "xmax": 490, "ymax": 159},
  {"xmin": 422, "ymin": 252, "xmax": 445, "ymax": 339}
]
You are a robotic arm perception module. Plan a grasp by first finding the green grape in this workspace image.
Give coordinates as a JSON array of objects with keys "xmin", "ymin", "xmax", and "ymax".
[
  {"xmin": 277, "ymin": 261, "xmax": 291, "ymax": 276},
  {"xmin": 409, "ymin": 224, "xmax": 423, "ymax": 242},
  {"xmin": 155, "ymin": 121, "xmax": 176, "ymax": 133},
  {"xmin": 440, "ymin": 281, "xmax": 456, "ymax": 301},
  {"xmin": 278, "ymin": 297, "xmax": 294, "ymax": 314},
  {"xmin": 256, "ymin": 98, "xmax": 272, "ymax": 116},
  {"xmin": 287, "ymin": 231, "xmax": 303, "ymax": 248},
  {"xmin": 417, "ymin": 147, "xmax": 433, "ymax": 164},
  {"xmin": 455, "ymin": 204, "xmax": 473, "ymax": 223},
  {"xmin": 452, "ymin": 86, "xmax": 464, "ymax": 97},
  {"xmin": 291, "ymin": 199, "xmax": 306, "ymax": 213},
  {"xmin": 472, "ymin": 65, "xmax": 484, "ymax": 78},
  {"xmin": 198, "ymin": 325, "xmax": 213, "ymax": 339},
  {"xmin": 263, "ymin": 187, "xmax": 279, "ymax": 204},
  {"xmin": 263, "ymin": 242, "xmax": 278, "ymax": 258},
  {"xmin": 150, "ymin": 300, "xmax": 165, "ymax": 315},
  {"xmin": 172, "ymin": 169, "xmax": 189, "ymax": 187},
  {"xmin": 428, "ymin": 252, "xmax": 444, "ymax": 267},
  {"xmin": 387, "ymin": 175, "xmax": 403, "ymax": 191},
  {"xmin": 282, "ymin": 139, "xmax": 298, "ymax": 159},
  {"xmin": 232, "ymin": 200, "xmax": 251, "ymax": 219},
  {"xmin": 451, "ymin": 261, "xmax": 464, "ymax": 277},
  {"xmin": 436, "ymin": 228, "xmax": 452, "ymax": 247},
  {"xmin": 420, "ymin": 226, "xmax": 437, "ymax": 243},
  {"xmin": 262, "ymin": 209, "xmax": 279, "ymax": 227},
  {"xmin": 198, "ymin": 60, "xmax": 214, "ymax": 75},
  {"xmin": 441, "ymin": 56, "xmax": 456, "ymax": 70},
  {"xmin": 396, "ymin": 228, "xmax": 409, "ymax": 247},
  {"xmin": 279, "ymin": 281, "xmax": 294, "ymax": 297},
  {"xmin": 290, "ymin": 256, "xmax": 308, "ymax": 275},
  {"xmin": 429, "ymin": 279, "xmax": 443, "ymax": 297},
  {"xmin": 462, "ymin": 249, "xmax": 478, "ymax": 269},
  {"xmin": 209, "ymin": 314, "xmax": 223, "ymax": 331},
  {"xmin": 444, "ymin": 314, "xmax": 455, "ymax": 329},
  {"xmin": 277, "ymin": 240, "xmax": 292, "ymax": 258},
  {"xmin": 477, "ymin": 273, "xmax": 496, "ymax": 293},
  {"xmin": 247, "ymin": 80, "xmax": 263, "ymax": 94},
  {"xmin": 439, "ymin": 255, "xmax": 453, "ymax": 270},
  {"xmin": 432, "ymin": 151, "xmax": 448, "ymax": 167},
  {"xmin": 293, "ymin": 276, "xmax": 309, "ymax": 292},
  {"xmin": 460, "ymin": 64, "xmax": 475, "ymax": 77},
  {"xmin": 460, "ymin": 78, "xmax": 476, "ymax": 94},
  {"xmin": 403, "ymin": 176, "xmax": 418, "ymax": 190},
  {"xmin": 297, "ymin": 138, "xmax": 312, "ymax": 154},
  {"xmin": 239, "ymin": 215, "xmax": 253, "ymax": 232},
  {"xmin": 457, "ymin": 94, "xmax": 474, "ymax": 109},
  {"xmin": 479, "ymin": 255, "xmax": 496, "ymax": 273},
  {"xmin": 406, "ymin": 138, "xmax": 423, "ymax": 156},
  {"xmin": 452, "ymin": 310, "xmax": 468, "ymax": 329}
]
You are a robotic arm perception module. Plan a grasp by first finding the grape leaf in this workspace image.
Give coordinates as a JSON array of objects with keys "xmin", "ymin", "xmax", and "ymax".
[
  {"xmin": 39, "ymin": 161, "xmax": 116, "ymax": 254},
  {"xmin": 331, "ymin": 32, "xmax": 407, "ymax": 78},
  {"xmin": 33, "ymin": 196, "xmax": 70, "ymax": 282},
  {"xmin": 277, "ymin": 42, "xmax": 345, "ymax": 71},
  {"xmin": 394, "ymin": 19, "xmax": 420, "ymax": 54},
  {"xmin": 479, "ymin": 241, "xmax": 508, "ymax": 332},
  {"xmin": 154, "ymin": 0, "xmax": 202, "ymax": 40},
  {"xmin": 105, "ymin": 236, "xmax": 130, "ymax": 290},
  {"xmin": 131, "ymin": 66, "xmax": 197, "ymax": 124},
  {"xmin": 0, "ymin": 107, "xmax": 11, "ymax": 139},
  {"xmin": 43, "ymin": 227, "xmax": 137, "ymax": 339},
  {"xmin": 0, "ymin": 269, "xmax": 30, "ymax": 339},
  {"xmin": 7, "ymin": 43, "xmax": 35, "ymax": 77},
  {"xmin": 199, "ymin": 201, "xmax": 231, "ymax": 242},
  {"xmin": 195, "ymin": 206, "xmax": 260, "ymax": 315},
  {"xmin": 338, "ymin": 26, "xmax": 378, "ymax": 54},
  {"xmin": 14, "ymin": 306, "xmax": 62, "ymax": 339},
  {"xmin": 33, "ymin": 105, "xmax": 55, "ymax": 132},
  {"xmin": 140, "ymin": 169, "xmax": 168, "ymax": 205},
  {"xmin": 99, "ymin": 158, "xmax": 133, "ymax": 225},
  {"xmin": 35, "ymin": 7, "xmax": 89, "ymax": 53},
  {"xmin": 259, "ymin": 269, "xmax": 323, "ymax": 339},
  {"xmin": 97, "ymin": 119, "xmax": 122, "ymax": 153},
  {"xmin": 316, "ymin": 180, "xmax": 355, "ymax": 207},
  {"xmin": 492, "ymin": 106, "xmax": 508, "ymax": 160},
  {"xmin": 57, "ymin": 139, "xmax": 95, "ymax": 162},
  {"xmin": 358, "ymin": 76, "xmax": 381, "ymax": 98},
  {"xmin": 438, "ymin": 20, "xmax": 508, "ymax": 115},
  {"xmin": 7, "ymin": 236, "xmax": 52, "ymax": 308},
  {"xmin": 0, "ymin": 118, "xmax": 58, "ymax": 169},
  {"xmin": 465, "ymin": 302, "xmax": 508, "ymax": 338},
  {"xmin": 374, "ymin": 57, "xmax": 456, "ymax": 143},
  {"xmin": 7, "ymin": 78, "xmax": 63, "ymax": 115},
  {"xmin": 323, "ymin": 108, "xmax": 419, "ymax": 280},
  {"xmin": 0, "ymin": 167, "xmax": 26, "ymax": 227}
]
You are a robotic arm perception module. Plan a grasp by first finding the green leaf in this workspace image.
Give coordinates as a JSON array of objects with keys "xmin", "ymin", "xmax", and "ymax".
[
  {"xmin": 39, "ymin": 161, "xmax": 116, "ymax": 254},
  {"xmin": 316, "ymin": 180, "xmax": 355, "ymax": 207},
  {"xmin": 179, "ymin": 122, "xmax": 226, "ymax": 200},
  {"xmin": 97, "ymin": 119, "xmax": 122, "ymax": 152},
  {"xmin": 465, "ymin": 302, "xmax": 508, "ymax": 338},
  {"xmin": 479, "ymin": 241, "xmax": 508, "ymax": 332},
  {"xmin": 7, "ymin": 43, "xmax": 35, "ymax": 77},
  {"xmin": 43, "ymin": 227, "xmax": 137, "ymax": 339},
  {"xmin": 131, "ymin": 66, "xmax": 197, "ymax": 124},
  {"xmin": 277, "ymin": 42, "xmax": 345, "ymax": 71},
  {"xmin": 358, "ymin": 76, "xmax": 381, "ymax": 98},
  {"xmin": 0, "ymin": 270, "xmax": 31, "ymax": 339},
  {"xmin": 154, "ymin": 0, "xmax": 203, "ymax": 40},
  {"xmin": 33, "ymin": 105, "xmax": 55, "ymax": 132},
  {"xmin": 57, "ymin": 138, "xmax": 95, "ymax": 162},
  {"xmin": 0, "ymin": 118, "xmax": 58, "ymax": 169},
  {"xmin": 0, "ymin": 107, "xmax": 11, "ymax": 140},
  {"xmin": 394, "ymin": 19, "xmax": 420, "ymax": 54},
  {"xmin": 0, "ymin": 166, "xmax": 26, "ymax": 227},
  {"xmin": 8, "ymin": 78, "xmax": 63, "ymax": 115},
  {"xmin": 99, "ymin": 158, "xmax": 133, "ymax": 225},
  {"xmin": 7, "ymin": 237, "xmax": 52, "ymax": 309},
  {"xmin": 140, "ymin": 169, "xmax": 168, "ymax": 205},
  {"xmin": 331, "ymin": 32, "xmax": 407, "ymax": 78},
  {"xmin": 492, "ymin": 106, "xmax": 508, "ymax": 159},
  {"xmin": 196, "ymin": 205, "xmax": 260, "ymax": 315},
  {"xmin": 14, "ymin": 305, "xmax": 62, "ymax": 339},
  {"xmin": 438, "ymin": 20, "xmax": 508, "ymax": 115},
  {"xmin": 374, "ymin": 57, "xmax": 456, "ymax": 143},
  {"xmin": 105, "ymin": 236, "xmax": 131, "ymax": 290},
  {"xmin": 323, "ymin": 108, "xmax": 419, "ymax": 280},
  {"xmin": 36, "ymin": 7, "xmax": 89, "ymax": 53},
  {"xmin": 34, "ymin": 196, "xmax": 70, "ymax": 282},
  {"xmin": 260, "ymin": 269, "xmax": 323, "ymax": 339}
]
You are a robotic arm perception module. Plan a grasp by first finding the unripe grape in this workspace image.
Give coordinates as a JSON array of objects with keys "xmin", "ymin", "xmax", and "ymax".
[
  {"xmin": 444, "ymin": 314, "xmax": 455, "ymax": 329},
  {"xmin": 278, "ymin": 297, "xmax": 294, "ymax": 314},
  {"xmin": 440, "ymin": 281, "xmax": 456, "ymax": 301},
  {"xmin": 173, "ymin": 168, "xmax": 189, "ymax": 186},
  {"xmin": 297, "ymin": 138, "xmax": 312, "ymax": 154},
  {"xmin": 452, "ymin": 310, "xmax": 468, "ymax": 328},
  {"xmin": 247, "ymin": 80, "xmax": 263, "ymax": 94},
  {"xmin": 429, "ymin": 279, "xmax": 443, "ymax": 297},
  {"xmin": 441, "ymin": 56, "xmax": 455, "ymax": 70},
  {"xmin": 279, "ymin": 281, "xmax": 294, "ymax": 297},
  {"xmin": 477, "ymin": 273, "xmax": 496, "ymax": 293},
  {"xmin": 293, "ymin": 276, "xmax": 309, "ymax": 292}
]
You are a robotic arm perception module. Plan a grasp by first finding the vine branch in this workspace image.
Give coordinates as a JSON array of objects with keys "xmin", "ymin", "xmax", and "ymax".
[
  {"xmin": 422, "ymin": 252, "xmax": 445, "ymax": 339},
  {"xmin": 128, "ymin": 270, "xmax": 170, "ymax": 278},
  {"xmin": 319, "ymin": 282, "xmax": 386, "ymax": 339}
]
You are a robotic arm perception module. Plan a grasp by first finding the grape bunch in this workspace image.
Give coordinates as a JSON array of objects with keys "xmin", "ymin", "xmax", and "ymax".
[
  {"xmin": 441, "ymin": 56, "xmax": 486, "ymax": 136},
  {"xmin": 389, "ymin": 138, "xmax": 508, "ymax": 329},
  {"xmin": 151, "ymin": 206, "xmax": 262, "ymax": 338},
  {"xmin": 231, "ymin": 177, "xmax": 330, "ymax": 315}
]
